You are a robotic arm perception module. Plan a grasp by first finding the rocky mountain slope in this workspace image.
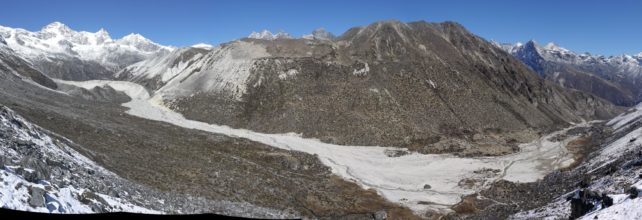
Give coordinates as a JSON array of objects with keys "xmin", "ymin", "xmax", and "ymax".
[
  {"xmin": 0, "ymin": 104, "xmax": 297, "ymax": 217},
  {"xmin": 499, "ymin": 41, "xmax": 642, "ymax": 106},
  {"xmin": 118, "ymin": 20, "xmax": 620, "ymax": 156},
  {"xmin": 0, "ymin": 39, "xmax": 417, "ymax": 218},
  {"xmin": 0, "ymin": 106, "xmax": 160, "ymax": 214},
  {"xmin": 507, "ymin": 103, "xmax": 642, "ymax": 220},
  {"xmin": 0, "ymin": 22, "xmax": 172, "ymax": 80},
  {"xmin": 0, "ymin": 36, "xmax": 57, "ymax": 89}
]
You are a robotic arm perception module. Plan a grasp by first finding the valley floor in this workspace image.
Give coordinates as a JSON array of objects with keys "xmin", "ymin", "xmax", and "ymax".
[{"xmin": 56, "ymin": 79, "xmax": 591, "ymax": 215}]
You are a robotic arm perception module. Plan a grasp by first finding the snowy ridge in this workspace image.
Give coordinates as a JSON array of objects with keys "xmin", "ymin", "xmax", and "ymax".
[
  {"xmin": 190, "ymin": 43, "xmax": 214, "ymax": 49},
  {"xmin": 248, "ymin": 30, "xmax": 293, "ymax": 40},
  {"xmin": 500, "ymin": 40, "xmax": 642, "ymax": 77},
  {"xmin": 0, "ymin": 22, "xmax": 173, "ymax": 72},
  {"xmin": 249, "ymin": 28, "xmax": 336, "ymax": 41},
  {"xmin": 302, "ymin": 28, "xmax": 336, "ymax": 40},
  {"xmin": 0, "ymin": 106, "xmax": 160, "ymax": 214},
  {"xmin": 57, "ymin": 79, "xmax": 589, "ymax": 214}
]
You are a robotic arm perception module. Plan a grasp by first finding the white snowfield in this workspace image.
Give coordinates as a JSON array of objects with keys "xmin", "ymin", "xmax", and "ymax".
[{"xmin": 57, "ymin": 80, "xmax": 585, "ymax": 214}]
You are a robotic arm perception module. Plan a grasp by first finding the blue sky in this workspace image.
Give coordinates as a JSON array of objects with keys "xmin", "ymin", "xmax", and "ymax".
[{"xmin": 2, "ymin": 0, "xmax": 641, "ymax": 55}]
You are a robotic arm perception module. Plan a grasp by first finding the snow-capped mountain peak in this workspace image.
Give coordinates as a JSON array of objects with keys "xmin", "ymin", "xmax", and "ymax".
[
  {"xmin": 116, "ymin": 33, "xmax": 171, "ymax": 52},
  {"xmin": 248, "ymin": 30, "xmax": 270, "ymax": 39},
  {"xmin": 302, "ymin": 28, "xmax": 336, "ymax": 40},
  {"xmin": 543, "ymin": 42, "xmax": 560, "ymax": 50},
  {"xmin": 248, "ymin": 30, "xmax": 292, "ymax": 40},
  {"xmin": 498, "ymin": 39, "xmax": 642, "ymax": 105},
  {"xmin": 514, "ymin": 41, "xmax": 523, "ymax": 47},
  {"xmin": 0, "ymin": 22, "xmax": 173, "ymax": 79},
  {"xmin": 120, "ymin": 33, "xmax": 150, "ymax": 44},
  {"xmin": 502, "ymin": 40, "xmax": 642, "ymax": 72},
  {"xmin": 190, "ymin": 43, "xmax": 214, "ymax": 49},
  {"xmin": 94, "ymin": 28, "xmax": 112, "ymax": 44},
  {"xmin": 40, "ymin": 21, "xmax": 73, "ymax": 34},
  {"xmin": 542, "ymin": 42, "xmax": 573, "ymax": 55}
]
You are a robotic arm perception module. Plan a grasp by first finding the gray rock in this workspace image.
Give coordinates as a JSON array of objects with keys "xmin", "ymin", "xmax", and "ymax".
[
  {"xmin": 629, "ymin": 186, "xmax": 639, "ymax": 199},
  {"xmin": 423, "ymin": 184, "xmax": 432, "ymax": 190},
  {"xmin": 23, "ymin": 169, "xmax": 38, "ymax": 183},
  {"xmin": 384, "ymin": 149, "xmax": 409, "ymax": 158},
  {"xmin": 80, "ymin": 191, "xmax": 109, "ymax": 207},
  {"xmin": 20, "ymin": 159, "xmax": 49, "ymax": 183},
  {"xmin": 28, "ymin": 186, "xmax": 46, "ymax": 208},
  {"xmin": 374, "ymin": 210, "xmax": 387, "ymax": 220}
]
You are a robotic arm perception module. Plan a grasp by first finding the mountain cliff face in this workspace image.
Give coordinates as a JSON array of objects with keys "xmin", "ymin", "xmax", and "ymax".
[
  {"xmin": 115, "ymin": 46, "xmax": 213, "ymax": 91},
  {"xmin": 0, "ymin": 22, "xmax": 172, "ymax": 80},
  {"xmin": 500, "ymin": 41, "xmax": 642, "ymax": 106},
  {"xmin": 0, "ymin": 39, "xmax": 56, "ymax": 89},
  {"xmin": 118, "ymin": 20, "xmax": 620, "ymax": 154}
]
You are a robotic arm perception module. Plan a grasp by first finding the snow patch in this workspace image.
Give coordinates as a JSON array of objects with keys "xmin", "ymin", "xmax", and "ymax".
[
  {"xmin": 428, "ymin": 79, "xmax": 436, "ymax": 88},
  {"xmin": 580, "ymin": 197, "xmax": 642, "ymax": 220},
  {"xmin": 607, "ymin": 103, "xmax": 642, "ymax": 131},
  {"xmin": 0, "ymin": 169, "xmax": 159, "ymax": 214},
  {"xmin": 278, "ymin": 69, "xmax": 298, "ymax": 80},
  {"xmin": 190, "ymin": 43, "xmax": 214, "ymax": 49},
  {"xmin": 353, "ymin": 62, "xmax": 369, "ymax": 76}
]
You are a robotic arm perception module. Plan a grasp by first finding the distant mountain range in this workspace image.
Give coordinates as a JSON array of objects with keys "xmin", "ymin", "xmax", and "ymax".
[
  {"xmin": 0, "ymin": 22, "xmax": 172, "ymax": 80},
  {"xmin": 497, "ymin": 40, "xmax": 642, "ymax": 106}
]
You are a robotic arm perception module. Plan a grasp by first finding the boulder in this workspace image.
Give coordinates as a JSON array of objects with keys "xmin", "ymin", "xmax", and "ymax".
[
  {"xmin": 601, "ymin": 194, "xmax": 613, "ymax": 208},
  {"xmin": 629, "ymin": 186, "xmax": 639, "ymax": 199},
  {"xmin": 28, "ymin": 186, "xmax": 45, "ymax": 208},
  {"xmin": 374, "ymin": 210, "xmax": 387, "ymax": 220}
]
